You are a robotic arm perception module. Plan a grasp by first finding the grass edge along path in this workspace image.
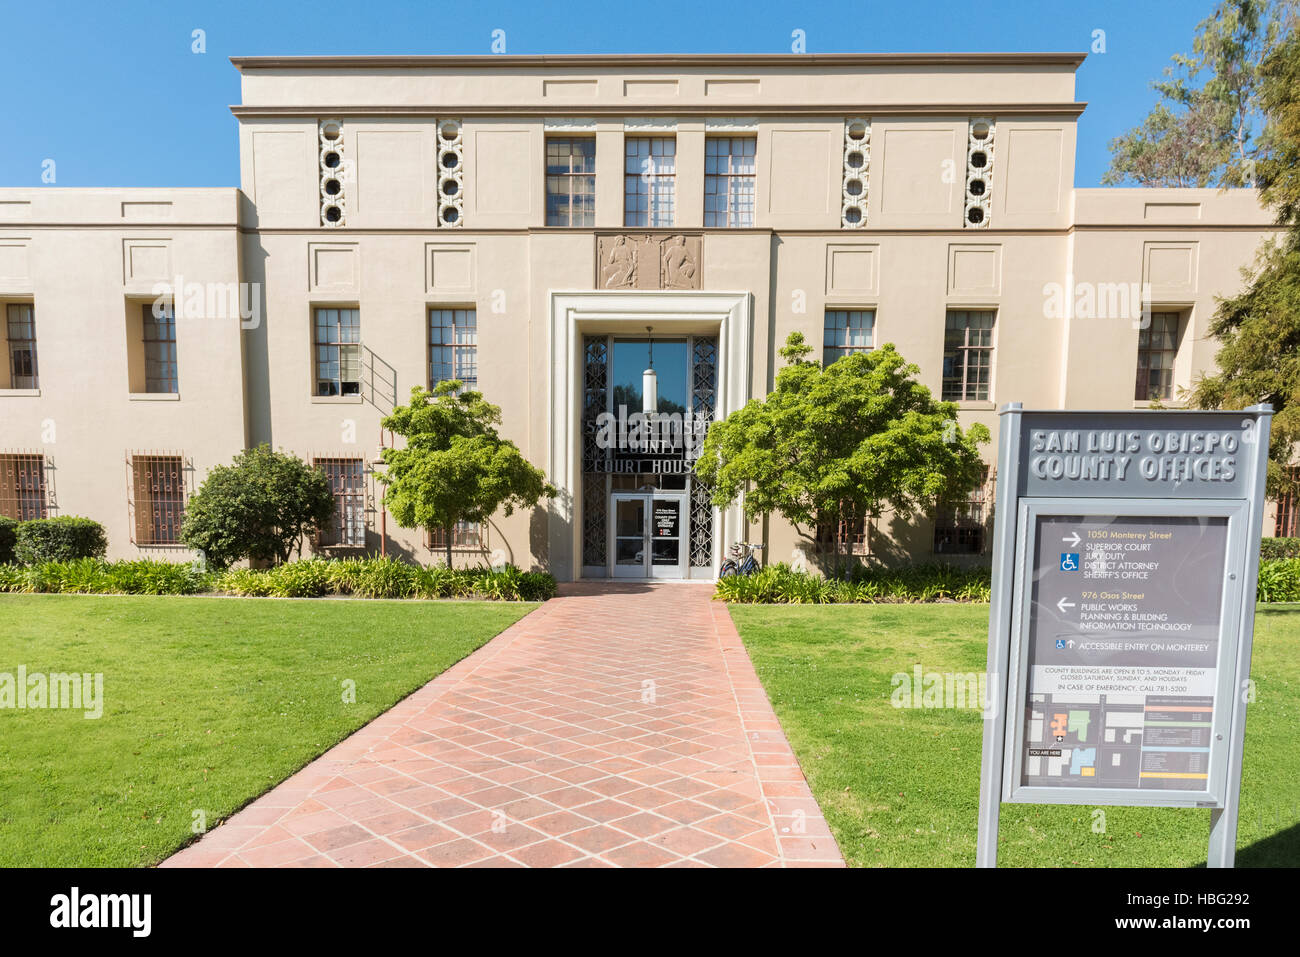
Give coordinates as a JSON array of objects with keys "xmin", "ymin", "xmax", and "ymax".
[
  {"xmin": 729, "ymin": 602, "xmax": 1300, "ymax": 868},
  {"xmin": 0, "ymin": 594, "xmax": 536, "ymax": 867}
]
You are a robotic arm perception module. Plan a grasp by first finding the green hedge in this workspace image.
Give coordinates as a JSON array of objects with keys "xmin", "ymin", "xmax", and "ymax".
[
  {"xmin": 718, "ymin": 560, "xmax": 1300, "ymax": 605},
  {"xmin": 1259, "ymin": 537, "xmax": 1300, "ymax": 560},
  {"xmin": 0, "ymin": 517, "xmax": 16, "ymax": 565},
  {"xmin": 214, "ymin": 557, "xmax": 557, "ymax": 602},
  {"xmin": 13, "ymin": 516, "xmax": 108, "ymax": 565},
  {"xmin": 715, "ymin": 562, "xmax": 993, "ymax": 604},
  {"xmin": 0, "ymin": 556, "xmax": 556, "ymax": 601},
  {"xmin": 0, "ymin": 558, "xmax": 210, "ymax": 595}
]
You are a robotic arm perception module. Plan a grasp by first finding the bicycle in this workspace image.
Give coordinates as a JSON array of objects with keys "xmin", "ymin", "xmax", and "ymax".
[{"xmin": 719, "ymin": 541, "xmax": 765, "ymax": 577}]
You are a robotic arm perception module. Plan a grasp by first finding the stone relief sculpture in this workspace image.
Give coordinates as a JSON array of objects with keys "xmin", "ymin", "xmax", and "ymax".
[{"xmin": 597, "ymin": 234, "xmax": 701, "ymax": 289}]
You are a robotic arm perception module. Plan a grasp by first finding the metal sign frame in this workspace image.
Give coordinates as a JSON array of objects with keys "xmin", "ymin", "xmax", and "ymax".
[{"xmin": 976, "ymin": 403, "xmax": 1272, "ymax": 868}]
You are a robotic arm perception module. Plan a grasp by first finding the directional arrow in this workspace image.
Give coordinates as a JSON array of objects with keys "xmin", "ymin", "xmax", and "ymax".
[
  {"xmin": 1057, "ymin": 597, "xmax": 1076, "ymax": 614},
  {"xmin": 1067, "ymin": 639, "xmax": 1075, "ymax": 649},
  {"xmin": 1062, "ymin": 531, "xmax": 1081, "ymax": 547}
]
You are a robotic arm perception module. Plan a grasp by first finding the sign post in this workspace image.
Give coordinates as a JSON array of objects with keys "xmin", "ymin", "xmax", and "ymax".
[{"xmin": 976, "ymin": 404, "xmax": 1272, "ymax": 867}]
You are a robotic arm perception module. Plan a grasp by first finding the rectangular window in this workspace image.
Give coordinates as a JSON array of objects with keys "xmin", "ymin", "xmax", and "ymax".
[
  {"xmin": 315, "ymin": 457, "xmax": 366, "ymax": 548},
  {"xmin": 429, "ymin": 308, "xmax": 478, "ymax": 390},
  {"xmin": 142, "ymin": 303, "xmax": 179, "ymax": 394},
  {"xmin": 314, "ymin": 307, "xmax": 361, "ymax": 396},
  {"xmin": 1135, "ymin": 311, "xmax": 1180, "ymax": 402},
  {"xmin": 933, "ymin": 467, "xmax": 991, "ymax": 554},
  {"xmin": 546, "ymin": 137, "xmax": 596, "ymax": 227},
  {"xmin": 704, "ymin": 137, "xmax": 756, "ymax": 228},
  {"xmin": 624, "ymin": 137, "xmax": 676, "ymax": 227},
  {"xmin": 823, "ymin": 309, "xmax": 875, "ymax": 366},
  {"xmin": 1275, "ymin": 467, "xmax": 1300, "ymax": 537},
  {"xmin": 942, "ymin": 310, "xmax": 995, "ymax": 401},
  {"xmin": 428, "ymin": 520, "xmax": 485, "ymax": 551},
  {"xmin": 6, "ymin": 303, "xmax": 38, "ymax": 389},
  {"xmin": 815, "ymin": 510, "xmax": 869, "ymax": 556},
  {"xmin": 0, "ymin": 453, "xmax": 47, "ymax": 520},
  {"xmin": 130, "ymin": 454, "xmax": 185, "ymax": 545}
]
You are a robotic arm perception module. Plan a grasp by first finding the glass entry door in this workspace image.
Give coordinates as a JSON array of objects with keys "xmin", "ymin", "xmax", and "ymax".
[{"xmin": 610, "ymin": 491, "xmax": 688, "ymax": 578}]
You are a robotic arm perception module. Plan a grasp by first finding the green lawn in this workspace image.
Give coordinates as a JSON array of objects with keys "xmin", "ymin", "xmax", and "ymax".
[
  {"xmin": 0, "ymin": 595, "xmax": 534, "ymax": 867},
  {"xmin": 730, "ymin": 602, "xmax": 1300, "ymax": 867}
]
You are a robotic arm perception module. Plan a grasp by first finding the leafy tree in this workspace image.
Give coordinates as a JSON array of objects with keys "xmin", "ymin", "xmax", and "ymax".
[
  {"xmin": 694, "ymin": 333, "xmax": 990, "ymax": 578},
  {"xmin": 1190, "ymin": 25, "xmax": 1300, "ymax": 499},
  {"xmin": 375, "ymin": 381, "xmax": 556, "ymax": 568},
  {"xmin": 180, "ymin": 445, "xmax": 336, "ymax": 569},
  {"xmin": 1103, "ymin": 0, "xmax": 1297, "ymax": 187}
]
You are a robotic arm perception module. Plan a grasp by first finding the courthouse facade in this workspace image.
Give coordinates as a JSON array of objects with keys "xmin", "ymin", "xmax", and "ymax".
[{"xmin": 0, "ymin": 53, "xmax": 1283, "ymax": 578}]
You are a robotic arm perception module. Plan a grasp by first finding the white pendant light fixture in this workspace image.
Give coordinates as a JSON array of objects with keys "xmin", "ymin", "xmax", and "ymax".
[{"xmin": 642, "ymin": 325, "xmax": 658, "ymax": 416}]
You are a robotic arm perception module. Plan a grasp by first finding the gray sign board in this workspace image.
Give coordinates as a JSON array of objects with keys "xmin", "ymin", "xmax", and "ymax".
[{"xmin": 977, "ymin": 406, "xmax": 1272, "ymax": 868}]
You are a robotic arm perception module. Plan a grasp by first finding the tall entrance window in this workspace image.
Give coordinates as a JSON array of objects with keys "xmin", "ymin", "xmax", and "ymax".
[
  {"xmin": 624, "ymin": 137, "xmax": 676, "ymax": 227},
  {"xmin": 546, "ymin": 137, "xmax": 596, "ymax": 226},
  {"xmin": 704, "ymin": 137, "xmax": 756, "ymax": 227}
]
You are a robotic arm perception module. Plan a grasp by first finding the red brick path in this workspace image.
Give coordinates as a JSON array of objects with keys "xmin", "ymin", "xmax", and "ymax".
[{"xmin": 162, "ymin": 583, "xmax": 843, "ymax": 868}]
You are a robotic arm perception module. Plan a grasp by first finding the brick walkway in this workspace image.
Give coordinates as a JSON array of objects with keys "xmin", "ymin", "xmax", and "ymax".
[{"xmin": 162, "ymin": 583, "xmax": 843, "ymax": 868}]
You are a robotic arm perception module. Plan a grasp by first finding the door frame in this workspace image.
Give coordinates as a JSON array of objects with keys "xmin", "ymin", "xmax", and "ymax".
[{"xmin": 608, "ymin": 489, "xmax": 690, "ymax": 579}]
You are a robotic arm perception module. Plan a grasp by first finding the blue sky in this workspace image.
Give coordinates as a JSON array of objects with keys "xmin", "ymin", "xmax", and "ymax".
[{"xmin": 0, "ymin": 0, "xmax": 1214, "ymax": 188}]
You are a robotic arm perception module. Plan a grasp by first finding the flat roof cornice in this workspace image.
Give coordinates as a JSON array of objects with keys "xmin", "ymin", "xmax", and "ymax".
[
  {"xmin": 229, "ymin": 102, "xmax": 1087, "ymax": 118},
  {"xmin": 229, "ymin": 52, "xmax": 1088, "ymax": 71}
]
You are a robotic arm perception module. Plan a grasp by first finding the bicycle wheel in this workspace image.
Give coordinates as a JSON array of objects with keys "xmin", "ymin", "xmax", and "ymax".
[{"xmin": 718, "ymin": 560, "xmax": 740, "ymax": 578}]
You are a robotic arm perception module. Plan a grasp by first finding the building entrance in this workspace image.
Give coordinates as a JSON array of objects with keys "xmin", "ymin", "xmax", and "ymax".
[{"xmin": 610, "ymin": 490, "xmax": 689, "ymax": 579}]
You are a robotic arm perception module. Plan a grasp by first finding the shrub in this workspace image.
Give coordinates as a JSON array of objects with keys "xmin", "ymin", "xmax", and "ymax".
[
  {"xmin": 351, "ymin": 555, "xmax": 416, "ymax": 599},
  {"xmin": 1259, "ymin": 537, "xmax": 1300, "ymax": 560},
  {"xmin": 180, "ymin": 445, "xmax": 336, "ymax": 569},
  {"xmin": 14, "ymin": 516, "xmax": 108, "ymax": 565},
  {"xmin": 715, "ymin": 562, "xmax": 992, "ymax": 604},
  {"xmin": 215, "ymin": 567, "xmax": 275, "ymax": 597},
  {"xmin": 518, "ymin": 571, "xmax": 558, "ymax": 602},
  {"xmin": 1257, "ymin": 558, "xmax": 1300, "ymax": 603},
  {"xmin": 0, "ymin": 559, "xmax": 208, "ymax": 595},
  {"xmin": 0, "ymin": 517, "xmax": 17, "ymax": 564},
  {"xmin": 267, "ymin": 558, "xmax": 333, "ymax": 598}
]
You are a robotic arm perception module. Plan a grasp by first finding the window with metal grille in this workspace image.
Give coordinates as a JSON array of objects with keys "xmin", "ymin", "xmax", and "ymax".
[
  {"xmin": 130, "ymin": 454, "xmax": 185, "ymax": 545},
  {"xmin": 315, "ymin": 457, "xmax": 366, "ymax": 547},
  {"xmin": 429, "ymin": 308, "xmax": 477, "ymax": 390},
  {"xmin": 942, "ymin": 310, "xmax": 995, "ymax": 401},
  {"xmin": 1135, "ymin": 311, "xmax": 1180, "ymax": 402},
  {"xmin": 933, "ymin": 467, "xmax": 991, "ymax": 554},
  {"xmin": 546, "ymin": 137, "xmax": 596, "ymax": 227},
  {"xmin": 704, "ymin": 137, "xmax": 756, "ymax": 228},
  {"xmin": 823, "ymin": 309, "xmax": 875, "ymax": 366},
  {"xmin": 1275, "ymin": 467, "xmax": 1300, "ymax": 537},
  {"xmin": 142, "ymin": 303, "xmax": 179, "ymax": 393},
  {"xmin": 427, "ymin": 520, "xmax": 485, "ymax": 551},
  {"xmin": 6, "ymin": 303, "xmax": 38, "ymax": 389},
  {"xmin": 624, "ymin": 137, "xmax": 676, "ymax": 227},
  {"xmin": 0, "ymin": 453, "xmax": 47, "ymax": 520},
  {"xmin": 815, "ymin": 509, "xmax": 869, "ymax": 556},
  {"xmin": 314, "ymin": 307, "xmax": 361, "ymax": 396}
]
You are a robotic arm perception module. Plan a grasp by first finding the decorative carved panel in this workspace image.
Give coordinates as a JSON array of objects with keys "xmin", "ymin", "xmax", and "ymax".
[{"xmin": 597, "ymin": 233, "xmax": 702, "ymax": 290}]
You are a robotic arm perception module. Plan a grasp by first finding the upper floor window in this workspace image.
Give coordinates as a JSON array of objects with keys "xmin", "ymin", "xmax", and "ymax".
[
  {"xmin": 823, "ymin": 309, "xmax": 875, "ymax": 366},
  {"xmin": 142, "ymin": 303, "xmax": 179, "ymax": 394},
  {"xmin": 546, "ymin": 137, "xmax": 596, "ymax": 227},
  {"xmin": 1135, "ymin": 311, "xmax": 1180, "ymax": 402},
  {"xmin": 314, "ymin": 307, "xmax": 360, "ymax": 396},
  {"xmin": 429, "ymin": 308, "xmax": 477, "ymax": 390},
  {"xmin": 5, "ymin": 304, "xmax": 38, "ymax": 390},
  {"xmin": 704, "ymin": 136, "xmax": 756, "ymax": 228},
  {"xmin": 0, "ymin": 452, "xmax": 47, "ymax": 521},
  {"xmin": 942, "ymin": 310, "xmax": 995, "ymax": 402},
  {"xmin": 624, "ymin": 137, "xmax": 676, "ymax": 227}
]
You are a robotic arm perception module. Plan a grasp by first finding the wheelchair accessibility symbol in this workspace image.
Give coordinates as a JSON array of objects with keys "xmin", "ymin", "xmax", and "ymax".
[{"xmin": 1060, "ymin": 553, "xmax": 1079, "ymax": 571}]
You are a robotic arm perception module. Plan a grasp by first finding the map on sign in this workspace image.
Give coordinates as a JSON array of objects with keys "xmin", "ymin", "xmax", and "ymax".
[{"xmin": 1019, "ymin": 515, "xmax": 1228, "ymax": 791}]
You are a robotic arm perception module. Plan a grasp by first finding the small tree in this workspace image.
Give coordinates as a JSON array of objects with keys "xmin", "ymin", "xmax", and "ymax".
[
  {"xmin": 694, "ymin": 333, "xmax": 990, "ymax": 577},
  {"xmin": 180, "ymin": 445, "xmax": 336, "ymax": 569},
  {"xmin": 375, "ymin": 382, "xmax": 556, "ymax": 568}
]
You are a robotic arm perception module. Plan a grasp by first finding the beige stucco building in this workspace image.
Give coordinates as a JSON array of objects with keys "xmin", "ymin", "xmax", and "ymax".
[{"xmin": 0, "ymin": 52, "xmax": 1285, "ymax": 577}]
